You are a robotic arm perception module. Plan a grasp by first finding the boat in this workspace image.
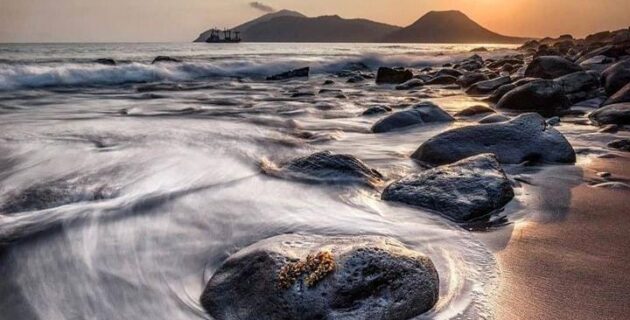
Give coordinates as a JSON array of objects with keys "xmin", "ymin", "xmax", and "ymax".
[{"xmin": 206, "ymin": 29, "xmax": 241, "ymax": 43}]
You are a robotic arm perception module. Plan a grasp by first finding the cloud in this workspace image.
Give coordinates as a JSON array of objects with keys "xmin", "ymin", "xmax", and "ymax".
[{"xmin": 249, "ymin": 2, "xmax": 275, "ymax": 13}]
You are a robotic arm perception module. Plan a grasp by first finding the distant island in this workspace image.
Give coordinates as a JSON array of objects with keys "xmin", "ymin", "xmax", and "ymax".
[{"xmin": 194, "ymin": 10, "xmax": 528, "ymax": 44}]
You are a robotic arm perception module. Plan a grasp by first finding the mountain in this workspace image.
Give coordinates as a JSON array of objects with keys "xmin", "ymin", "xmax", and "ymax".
[
  {"xmin": 386, "ymin": 10, "xmax": 526, "ymax": 44},
  {"xmin": 240, "ymin": 15, "xmax": 401, "ymax": 42},
  {"xmin": 194, "ymin": 10, "xmax": 306, "ymax": 42}
]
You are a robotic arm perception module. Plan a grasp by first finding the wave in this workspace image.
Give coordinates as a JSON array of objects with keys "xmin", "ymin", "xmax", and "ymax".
[{"xmin": 0, "ymin": 50, "xmax": 516, "ymax": 91}]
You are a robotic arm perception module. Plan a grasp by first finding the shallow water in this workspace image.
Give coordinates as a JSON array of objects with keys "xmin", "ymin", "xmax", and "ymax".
[{"xmin": 0, "ymin": 42, "xmax": 625, "ymax": 320}]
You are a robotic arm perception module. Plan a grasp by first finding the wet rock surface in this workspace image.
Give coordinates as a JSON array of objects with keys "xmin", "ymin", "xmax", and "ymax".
[
  {"xmin": 362, "ymin": 105, "xmax": 392, "ymax": 116},
  {"xmin": 524, "ymin": 56, "xmax": 582, "ymax": 79},
  {"xmin": 454, "ymin": 105, "xmax": 495, "ymax": 117},
  {"xmin": 412, "ymin": 113, "xmax": 576, "ymax": 165},
  {"xmin": 382, "ymin": 154, "xmax": 514, "ymax": 222},
  {"xmin": 603, "ymin": 82, "xmax": 630, "ymax": 106},
  {"xmin": 608, "ymin": 139, "xmax": 630, "ymax": 152},
  {"xmin": 375, "ymin": 67, "xmax": 413, "ymax": 84},
  {"xmin": 200, "ymin": 234, "xmax": 440, "ymax": 320},
  {"xmin": 267, "ymin": 67, "xmax": 310, "ymax": 81},
  {"xmin": 554, "ymin": 71, "xmax": 601, "ymax": 103},
  {"xmin": 601, "ymin": 60, "xmax": 630, "ymax": 95},
  {"xmin": 276, "ymin": 151, "xmax": 383, "ymax": 185},
  {"xmin": 496, "ymin": 79, "xmax": 571, "ymax": 116},
  {"xmin": 465, "ymin": 76, "xmax": 511, "ymax": 95},
  {"xmin": 589, "ymin": 103, "xmax": 630, "ymax": 125},
  {"xmin": 151, "ymin": 56, "xmax": 182, "ymax": 64},
  {"xmin": 371, "ymin": 102, "xmax": 454, "ymax": 133},
  {"xmin": 479, "ymin": 114, "xmax": 510, "ymax": 124}
]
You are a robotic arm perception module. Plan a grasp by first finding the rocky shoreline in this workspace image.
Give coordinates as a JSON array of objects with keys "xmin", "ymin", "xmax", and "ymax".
[{"xmin": 197, "ymin": 27, "xmax": 630, "ymax": 319}]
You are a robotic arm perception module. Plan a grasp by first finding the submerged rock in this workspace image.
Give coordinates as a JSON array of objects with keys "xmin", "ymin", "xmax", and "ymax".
[
  {"xmin": 496, "ymin": 79, "xmax": 571, "ymax": 116},
  {"xmin": 525, "ymin": 56, "xmax": 582, "ymax": 79},
  {"xmin": 371, "ymin": 102, "xmax": 454, "ymax": 133},
  {"xmin": 608, "ymin": 139, "xmax": 630, "ymax": 152},
  {"xmin": 95, "ymin": 58, "xmax": 116, "ymax": 66},
  {"xmin": 382, "ymin": 154, "xmax": 514, "ymax": 222},
  {"xmin": 151, "ymin": 56, "xmax": 182, "ymax": 64},
  {"xmin": 267, "ymin": 67, "xmax": 310, "ymax": 81},
  {"xmin": 603, "ymin": 82, "xmax": 630, "ymax": 106},
  {"xmin": 412, "ymin": 113, "xmax": 576, "ymax": 165},
  {"xmin": 277, "ymin": 151, "xmax": 383, "ymax": 185},
  {"xmin": 465, "ymin": 76, "xmax": 512, "ymax": 95},
  {"xmin": 375, "ymin": 67, "xmax": 413, "ymax": 84},
  {"xmin": 601, "ymin": 60, "xmax": 630, "ymax": 95},
  {"xmin": 589, "ymin": 103, "xmax": 630, "ymax": 125},
  {"xmin": 200, "ymin": 234, "xmax": 439, "ymax": 320},
  {"xmin": 362, "ymin": 105, "xmax": 392, "ymax": 116},
  {"xmin": 454, "ymin": 105, "xmax": 495, "ymax": 117}
]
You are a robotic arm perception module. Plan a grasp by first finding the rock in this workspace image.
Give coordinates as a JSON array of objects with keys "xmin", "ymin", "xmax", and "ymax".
[
  {"xmin": 591, "ymin": 182, "xmax": 630, "ymax": 190},
  {"xmin": 382, "ymin": 154, "xmax": 514, "ymax": 222},
  {"xmin": 95, "ymin": 58, "xmax": 116, "ymax": 66},
  {"xmin": 603, "ymin": 82, "xmax": 630, "ymax": 106},
  {"xmin": 496, "ymin": 79, "xmax": 571, "ymax": 116},
  {"xmin": 599, "ymin": 124, "xmax": 619, "ymax": 133},
  {"xmin": 267, "ymin": 67, "xmax": 310, "ymax": 81},
  {"xmin": 341, "ymin": 62, "xmax": 371, "ymax": 72},
  {"xmin": 589, "ymin": 103, "xmax": 630, "ymax": 125},
  {"xmin": 524, "ymin": 56, "xmax": 582, "ymax": 79},
  {"xmin": 471, "ymin": 47, "xmax": 489, "ymax": 52},
  {"xmin": 546, "ymin": 116, "xmax": 561, "ymax": 126},
  {"xmin": 465, "ymin": 76, "xmax": 512, "ymax": 95},
  {"xmin": 200, "ymin": 234, "xmax": 439, "ymax": 320},
  {"xmin": 375, "ymin": 67, "xmax": 413, "ymax": 84},
  {"xmin": 395, "ymin": 79, "xmax": 424, "ymax": 90},
  {"xmin": 601, "ymin": 60, "xmax": 630, "ymax": 95},
  {"xmin": 412, "ymin": 113, "xmax": 576, "ymax": 165},
  {"xmin": 519, "ymin": 40, "xmax": 540, "ymax": 50},
  {"xmin": 291, "ymin": 91, "xmax": 315, "ymax": 98},
  {"xmin": 347, "ymin": 75, "xmax": 365, "ymax": 83},
  {"xmin": 597, "ymin": 171, "xmax": 612, "ymax": 178},
  {"xmin": 488, "ymin": 58, "xmax": 523, "ymax": 69},
  {"xmin": 458, "ymin": 72, "xmax": 489, "ymax": 88},
  {"xmin": 554, "ymin": 71, "xmax": 601, "ymax": 103},
  {"xmin": 151, "ymin": 56, "xmax": 182, "ymax": 64},
  {"xmin": 479, "ymin": 114, "xmax": 510, "ymax": 124},
  {"xmin": 371, "ymin": 102, "xmax": 454, "ymax": 133},
  {"xmin": 486, "ymin": 83, "xmax": 516, "ymax": 103},
  {"xmin": 424, "ymin": 75, "xmax": 458, "ymax": 85},
  {"xmin": 436, "ymin": 68, "xmax": 463, "ymax": 78},
  {"xmin": 454, "ymin": 105, "xmax": 495, "ymax": 117},
  {"xmin": 362, "ymin": 106, "xmax": 392, "ymax": 116},
  {"xmin": 323, "ymin": 80, "xmax": 335, "ymax": 85},
  {"xmin": 607, "ymin": 139, "xmax": 630, "ymax": 151},
  {"xmin": 278, "ymin": 151, "xmax": 382, "ymax": 185},
  {"xmin": 458, "ymin": 54, "xmax": 484, "ymax": 71},
  {"xmin": 579, "ymin": 55, "xmax": 615, "ymax": 70}
]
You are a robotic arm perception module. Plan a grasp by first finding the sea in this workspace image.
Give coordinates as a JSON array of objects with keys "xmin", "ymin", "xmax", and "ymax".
[{"xmin": 0, "ymin": 42, "xmax": 591, "ymax": 320}]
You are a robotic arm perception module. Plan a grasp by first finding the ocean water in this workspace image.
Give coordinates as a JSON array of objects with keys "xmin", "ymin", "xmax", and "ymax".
[{"xmin": 0, "ymin": 42, "xmax": 589, "ymax": 320}]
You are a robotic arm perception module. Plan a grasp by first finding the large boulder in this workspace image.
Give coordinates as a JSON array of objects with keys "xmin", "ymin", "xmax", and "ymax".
[
  {"xmin": 382, "ymin": 154, "xmax": 514, "ymax": 222},
  {"xmin": 200, "ymin": 234, "xmax": 440, "ymax": 320},
  {"xmin": 589, "ymin": 103, "xmax": 630, "ymax": 125},
  {"xmin": 603, "ymin": 83, "xmax": 630, "ymax": 106},
  {"xmin": 411, "ymin": 113, "xmax": 576, "ymax": 165},
  {"xmin": 496, "ymin": 79, "xmax": 571, "ymax": 116},
  {"xmin": 376, "ymin": 67, "xmax": 413, "ymax": 84},
  {"xmin": 601, "ymin": 60, "xmax": 630, "ymax": 95},
  {"xmin": 371, "ymin": 102, "xmax": 454, "ymax": 133},
  {"xmin": 465, "ymin": 76, "xmax": 512, "ymax": 95},
  {"xmin": 553, "ymin": 71, "xmax": 601, "ymax": 103},
  {"xmin": 267, "ymin": 67, "xmax": 310, "ymax": 81},
  {"xmin": 524, "ymin": 56, "xmax": 582, "ymax": 79},
  {"xmin": 277, "ymin": 151, "xmax": 383, "ymax": 185}
]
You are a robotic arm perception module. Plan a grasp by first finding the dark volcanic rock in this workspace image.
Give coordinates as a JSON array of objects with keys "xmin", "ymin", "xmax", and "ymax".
[
  {"xmin": 465, "ymin": 76, "xmax": 511, "ymax": 95},
  {"xmin": 524, "ymin": 56, "xmax": 582, "ymax": 79},
  {"xmin": 589, "ymin": 103, "xmax": 630, "ymax": 125},
  {"xmin": 412, "ymin": 113, "xmax": 576, "ymax": 165},
  {"xmin": 486, "ymin": 83, "xmax": 516, "ymax": 103},
  {"xmin": 278, "ymin": 151, "xmax": 382, "ymax": 185},
  {"xmin": 95, "ymin": 58, "xmax": 116, "ymax": 66},
  {"xmin": 478, "ymin": 114, "xmax": 510, "ymax": 123},
  {"xmin": 382, "ymin": 154, "xmax": 514, "ymax": 222},
  {"xmin": 554, "ymin": 71, "xmax": 601, "ymax": 103},
  {"xmin": 458, "ymin": 72, "xmax": 489, "ymax": 88},
  {"xmin": 601, "ymin": 60, "xmax": 630, "ymax": 95},
  {"xmin": 151, "ymin": 56, "xmax": 182, "ymax": 64},
  {"xmin": 267, "ymin": 67, "xmax": 310, "ymax": 80},
  {"xmin": 454, "ymin": 105, "xmax": 495, "ymax": 117},
  {"xmin": 608, "ymin": 139, "xmax": 630, "ymax": 152},
  {"xmin": 395, "ymin": 79, "xmax": 424, "ymax": 90},
  {"xmin": 362, "ymin": 105, "xmax": 392, "ymax": 116},
  {"xmin": 200, "ymin": 234, "xmax": 439, "ymax": 320},
  {"xmin": 603, "ymin": 83, "xmax": 630, "ymax": 106},
  {"xmin": 371, "ymin": 102, "xmax": 454, "ymax": 133},
  {"xmin": 424, "ymin": 75, "xmax": 458, "ymax": 85},
  {"xmin": 496, "ymin": 79, "xmax": 571, "ymax": 116},
  {"xmin": 375, "ymin": 67, "xmax": 413, "ymax": 84}
]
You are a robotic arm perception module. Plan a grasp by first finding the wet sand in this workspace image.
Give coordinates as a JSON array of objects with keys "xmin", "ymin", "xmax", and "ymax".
[{"xmin": 491, "ymin": 154, "xmax": 630, "ymax": 319}]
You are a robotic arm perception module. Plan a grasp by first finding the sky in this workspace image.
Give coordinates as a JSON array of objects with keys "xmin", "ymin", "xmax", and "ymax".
[{"xmin": 0, "ymin": 0, "xmax": 628, "ymax": 43}]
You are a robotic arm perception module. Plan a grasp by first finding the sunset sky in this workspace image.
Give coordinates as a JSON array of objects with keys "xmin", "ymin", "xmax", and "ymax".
[{"xmin": 0, "ymin": 0, "xmax": 628, "ymax": 43}]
